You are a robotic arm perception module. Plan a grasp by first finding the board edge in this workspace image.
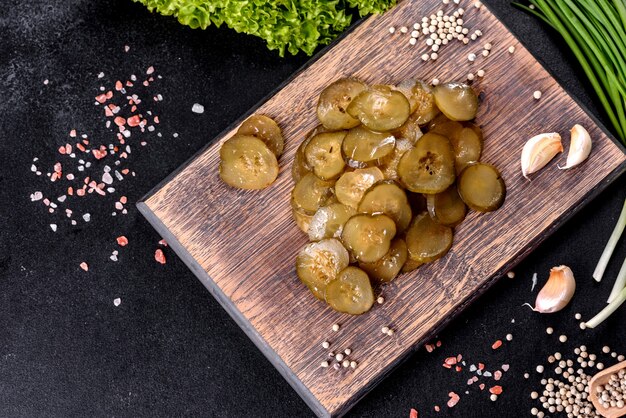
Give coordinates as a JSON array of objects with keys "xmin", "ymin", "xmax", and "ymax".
[
  {"xmin": 137, "ymin": 16, "xmax": 366, "ymax": 207},
  {"xmin": 333, "ymin": 158, "xmax": 626, "ymax": 417},
  {"xmin": 136, "ymin": 201, "xmax": 331, "ymax": 418},
  {"xmin": 482, "ymin": 1, "xmax": 626, "ymax": 154}
]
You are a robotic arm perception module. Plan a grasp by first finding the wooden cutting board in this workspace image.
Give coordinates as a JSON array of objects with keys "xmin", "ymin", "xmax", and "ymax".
[{"xmin": 138, "ymin": 1, "xmax": 626, "ymax": 416}]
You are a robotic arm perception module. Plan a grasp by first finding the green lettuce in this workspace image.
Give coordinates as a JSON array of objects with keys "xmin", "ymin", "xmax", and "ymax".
[{"xmin": 134, "ymin": 0, "xmax": 396, "ymax": 56}]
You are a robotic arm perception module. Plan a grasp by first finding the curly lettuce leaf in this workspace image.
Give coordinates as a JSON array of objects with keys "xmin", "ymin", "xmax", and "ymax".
[{"xmin": 133, "ymin": 0, "xmax": 396, "ymax": 56}]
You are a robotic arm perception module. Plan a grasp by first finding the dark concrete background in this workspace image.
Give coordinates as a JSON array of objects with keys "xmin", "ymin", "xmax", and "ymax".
[{"xmin": 1, "ymin": 0, "xmax": 625, "ymax": 416}]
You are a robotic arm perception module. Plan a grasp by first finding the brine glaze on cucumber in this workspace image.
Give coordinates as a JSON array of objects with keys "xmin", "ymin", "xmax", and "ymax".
[{"xmin": 286, "ymin": 77, "xmax": 505, "ymax": 315}]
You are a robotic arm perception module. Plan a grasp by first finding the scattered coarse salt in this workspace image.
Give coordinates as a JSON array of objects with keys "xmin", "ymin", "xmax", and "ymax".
[
  {"xmin": 531, "ymin": 273, "xmax": 538, "ymax": 291},
  {"xmin": 321, "ymin": 361, "xmax": 329, "ymax": 368},
  {"xmin": 155, "ymin": 249, "xmax": 166, "ymax": 264},
  {"xmin": 381, "ymin": 326, "xmax": 390, "ymax": 334},
  {"xmin": 50, "ymin": 224, "xmax": 57, "ymax": 232},
  {"xmin": 124, "ymin": 45, "xmax": 130, "ymax": 52},
  {"xmin": 508, "ymin": 46, "xmax": 516, "ymax": 54},
  {"xmin": 30, "ymin": 191, "xmax": 43, "ymax": 201},
  {"xmin": 116, "ymin": 236, "xmax": 129, "ymax": 246},
  {"xmin": 191, "ymin": 103, "xmax": 205, "ymax": 114},
  {"xmin": 113, "ymin": 298, "xmax": 121, "ymax": 306},
  {"xmin": 80, "ymin": 262, "xmax": 88, "ymax": 271}
]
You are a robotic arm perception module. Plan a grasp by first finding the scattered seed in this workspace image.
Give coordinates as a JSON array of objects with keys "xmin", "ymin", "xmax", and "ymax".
[
  {"xmin": 377, "ymin": 296, "xmax": 384, "ymax": 304},
  {"xmin": 559, "ymin": 335, "xmax": 568, "ymax": 343},
  {"xmin": 332, "ymin": 324, "xmax": 340, "ymax": 332},
  {"xmin": 506, "ymin": 334, "xmax": 513, "ymax": 341},
  {"xmin": 546, "ymin": 327, "xmax": 554, "ymax": 335},
  {"xmin": 536, "ymin": 365, "xmax": 545, "ymax": 373},
  {"xmin": 533, "ymin": 90, "xmax": 542, "ymax": 100},
  {"xmin": 322, "ymin": 341, "xmax": 330, "ymax": 349},
  {"xmin": 350, "ymin": 361, "xmax": 357, "ymax": 369},
  {"xmin": 389, "ymin": 26, "xmax": 396, "ymax": 34},
  {"xmin": 344, "ymin": 348, "xmax": 351, "ymax": 355},
  {"xmin": 321, "ymin": 361, "xmax": 329, "ymax": 368}
]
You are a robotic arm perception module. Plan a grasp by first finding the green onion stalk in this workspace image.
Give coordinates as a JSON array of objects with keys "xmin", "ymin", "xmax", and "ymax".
[{"xmin": 515, "ymin": 0, "xmax": 626, "ymax": 327}]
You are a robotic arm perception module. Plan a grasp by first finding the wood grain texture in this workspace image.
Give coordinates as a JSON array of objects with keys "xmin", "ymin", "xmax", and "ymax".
[{"xmin": 138, "ymin": 1, "xmax": 626, "ymax": 416}]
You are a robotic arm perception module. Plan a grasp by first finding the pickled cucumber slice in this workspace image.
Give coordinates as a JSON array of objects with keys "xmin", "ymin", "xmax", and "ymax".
[
  {"xmin": 378, "ymin": 138, "xmax": 414, "ymax": 181},
  {"xmin": 292, "ymin": 125, "xmax": 331, "ymax": 182},
  {"xmin": 450, "ymin": 124, "xmax": 483, "ymax": 173},
  {"xmin": 342, "ymin": 126, "xmax": 396, "ymax": 166},
  {"xmin": 291, "ymin": 173, "xmax": 335, "ymax": 215},
  {"xmin": 398, "ymin": 132, "xmax": 456, "ymax": 194},
  {"xmin": 317, "ymin": 78, "xmax": 367, "ymax": 130},
  {"xmin": 457, "ymin": 163, "xmax": 506, "ymax": 212},
  {"xmin": 292, "ymin": 208, "xmax": 313, "ymax": 233},
  {"xmin": 219, "ymin": 135, "xmax": 279, "ymax": 190},
  {"xmin": 359, "ymin": 238, "xmax": 408, "ymax": 283},
  {"xmin": 406, "ymin": 212, "xmax": 453, "ymax": 263},
  {"xmin": 347, "ymin": 85, "xmax": 411, "ymax": 131},
  {"xmin": 428, "ymin": 114, "xmax": 464, "ymax": 140},
  {"xmin": 308, "ymin": 203, "xmax": 356, "ymax": 241},
  {"xmin": 426, "ymin": 185, "xmax": 467, "ymax": 227},
  {"xmin": 393, "ymin": 113, "xmax": 424, "ymax": 144},
  {"xmin": 237, "ymin": 114, "xmax": 284, "ymax": 157},
  {"xmin": 304, "ymin": 131, "xmax": 347, "ymax": 180},
  {"xmin": 433, "ymin": 82, "xmax": 478, "ymax": 121},
  {"xmin": 341, "ymin": 214, "xmax": 396, "ymax": 263},
  {"xmin": 335, "ymin": 167, "xmax": 384, "ymax": 209},
  {"xmin": 296, "ymin": 239, "xmax": 350, "ymax": 300},
  {"xmin": 326, "ymin": 266, "xmax": 374, "ymax": 315},
  {"xmin": 401, "ymin": 258, "xmax": 423, "ymax": 273},
  {"xmin": 358, "ymin": 181, "xmax": 412, "ymax": 232},
  {"xmin": 395, "ymin": 79, "xmax": 439, "ymax": 124}
]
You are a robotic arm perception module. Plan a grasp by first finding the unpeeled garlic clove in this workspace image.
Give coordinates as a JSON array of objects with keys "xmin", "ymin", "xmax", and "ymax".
[
  {"xmin": 521, "ymin": 132, "xmax": 563, "ymax": 179},
  {"xmin": 532, "ymin": 265, "xmax": 576, "ymax": 313},
  {"xmin": 558, "ymin": 124, "xmax": 592, "ymax": 170}
]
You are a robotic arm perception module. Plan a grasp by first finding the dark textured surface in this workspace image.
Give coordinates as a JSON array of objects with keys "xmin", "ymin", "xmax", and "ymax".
[{"xmin": 0, "ymin": 1, "xmax": 625, "ymax": 417}]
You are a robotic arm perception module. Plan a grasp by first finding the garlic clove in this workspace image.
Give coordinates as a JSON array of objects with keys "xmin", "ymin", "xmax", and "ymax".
[
  {"xmin": 558, "ymin": 124, "xmax": 592, "ymax": 170},
  {"xmin": 521, "ymin": 132, "xmax": 563, "ymax": 179},
  {"xmin": 533, "ymin": 265, "xmax": 576, "ymax": 313}
]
